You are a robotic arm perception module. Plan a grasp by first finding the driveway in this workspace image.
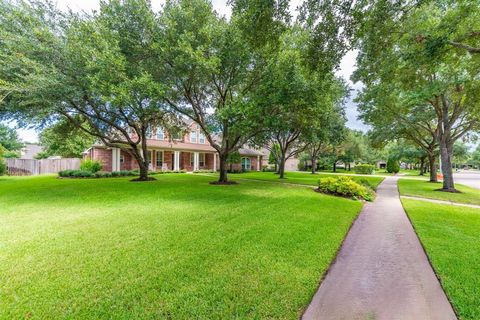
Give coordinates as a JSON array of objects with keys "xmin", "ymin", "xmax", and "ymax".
[{"xmin": 453, "ymin": 171, "xmax": 480, "ymax": 189}]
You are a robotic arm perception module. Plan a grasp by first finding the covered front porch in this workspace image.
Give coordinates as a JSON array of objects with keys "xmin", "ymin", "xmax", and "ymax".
[{"xmin": 148, "ymin": 149, "xmax": 217, "ymax": 172}]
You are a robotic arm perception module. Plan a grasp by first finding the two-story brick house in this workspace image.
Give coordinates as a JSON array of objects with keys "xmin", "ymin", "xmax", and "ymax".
[{"xmin": 83, "ymin": 121, "xmax": 265, "ymax": 172}]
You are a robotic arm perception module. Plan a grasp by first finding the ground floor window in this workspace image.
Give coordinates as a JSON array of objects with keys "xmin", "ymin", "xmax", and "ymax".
[
  {"xmin": 156, "ymin": 151, "xmax": 163, "ymax": 167},
  {"xmin": 190, "ymin": 153, "xmax": 206, "ymax": 167},
  {"xmin": 147, "ymin": 151, "xmax": 152, "ymax": 165},
  {"xmin": 241, "ymin": 157, "xmax": 251, "ymax": 171}
]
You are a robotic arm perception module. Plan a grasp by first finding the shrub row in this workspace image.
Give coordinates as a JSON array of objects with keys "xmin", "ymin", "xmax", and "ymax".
[
  {"xmin": 317, "ymin": 176, "xmax": 374, "ymax": 201},
  {"xmin": 59, "ymin": 170, "xmax": 137, "ymax": 178},
  {"xmin": 151, "ymin": 169, "xmax": 187, "ymax": 174},
  {"xmin": 193, "ymin": 169, "xmax": 216, "ymax": 173},
  {"xmin": 353, "ymin": 164, "xmax": 375, "ymax": 175}
]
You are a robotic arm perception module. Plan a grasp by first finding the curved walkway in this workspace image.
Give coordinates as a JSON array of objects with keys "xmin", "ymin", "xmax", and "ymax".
[{"xmin": 302, "ymin": 176, "xmax": 457, "ymax": 320}]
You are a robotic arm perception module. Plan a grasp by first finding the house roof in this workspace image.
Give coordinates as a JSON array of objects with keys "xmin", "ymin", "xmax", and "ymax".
[{"xmin": 238, "ymin": 148, "xmax": 264, "ymax": 157}]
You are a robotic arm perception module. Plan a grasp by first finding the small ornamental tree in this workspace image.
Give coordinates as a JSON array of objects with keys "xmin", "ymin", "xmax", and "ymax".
[
  {"xmin": 386, "ymin": 158, "xmax": 400, "ymax": 174},
  {"xmin": 226, "ymin": 151, "xmax": 241, "ymax": 172}
]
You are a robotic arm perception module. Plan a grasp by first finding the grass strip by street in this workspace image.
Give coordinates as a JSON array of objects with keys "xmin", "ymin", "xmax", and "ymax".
[
  {"xmin": 402, "ymin": 199, "xmax": 480, "ymax": 320},
  {"xmin": 0, "ymin": 174, "xmax": 362, "ymax": 319},
  {"xmin": 398, "ymin": 178, "xmax": 480, "ymax": 206}
]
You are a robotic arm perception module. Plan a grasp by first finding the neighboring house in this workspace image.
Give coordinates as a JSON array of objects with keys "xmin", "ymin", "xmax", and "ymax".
[
  {"xmin": 376, "ymin": 160, "xmax": 387, "ymax": 169},
  {"xmin": 20, "ymin": 143, "xmax": 43, "ymax": 159},
  {"xmin": 259, "ymin": 147, "xmax": 300, "ymax": 171},
  {"xmin": 83, "ymin": 121, "xmax": 264, "ymax": 172}
]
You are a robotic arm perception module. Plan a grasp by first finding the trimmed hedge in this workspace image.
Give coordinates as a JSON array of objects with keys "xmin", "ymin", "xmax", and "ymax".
[
  {"xmin": 262, "ymin": 165, "xmax": 276, "ymax": 172},
  {"xmin": 59, "ymin": 170, "xmax": 137, "ymax": 178},
  {"xmin": 193, "ymin": 169, "xmax": 216, "ymax": 173},
  {"xmin": 317, "ymin": 176, "xmax": 374, "ymax": 201},
  {"xmin": 151, "ymin": 169, "xmax": 187, "ymax": 174},
  {"xmin": 354, "ymin": 164, "xmax": 375, "ymax": 175}
]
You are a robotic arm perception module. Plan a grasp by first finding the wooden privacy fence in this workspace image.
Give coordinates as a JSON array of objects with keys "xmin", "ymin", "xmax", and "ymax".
[{"xmin": 6, "ymin": 158, "xmax": 81, "ymax": 176}]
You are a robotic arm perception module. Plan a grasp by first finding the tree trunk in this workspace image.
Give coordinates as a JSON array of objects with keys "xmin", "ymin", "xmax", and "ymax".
[
  {"xmin": 311, "ymin": 157, "xmax": 317, "ymax": 174},
  {"xmin": 440, "ymin": 142, "xmax": 455, "ymax": 191},
  {"xmin": 278, "ymin": 154, "xmax": 286, "ymax": 179},
  {"xmin": 333, "ymin": 161, "xmax": 337, "ymax": 173},
  {"xmin": 419, "ymin": 157, "xmax": 425, "ymax": 176},
  {"xmin": 138, "ymin": 161, "xmax": 149, "ymax": 181},
  {"xmin": 131, "ymin": 148, "xmax": 151, "ymax": 181},
  {"xmin": 218, "ymin": 153, "xmax": 228, "ymax": 183},
  {"xmin": 427, "ymin": 154, "xmax": 437, "ymax": 183}
]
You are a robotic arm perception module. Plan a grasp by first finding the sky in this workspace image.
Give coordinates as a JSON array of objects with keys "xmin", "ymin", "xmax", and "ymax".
[{"xmin": 5, "ymin": 0, "xmax": 364, "ymax": 143}]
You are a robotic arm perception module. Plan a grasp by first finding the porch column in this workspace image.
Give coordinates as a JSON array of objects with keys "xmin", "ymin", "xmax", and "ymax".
[
  {"xmin": 174, "ymin": 151, "xmax": 180, "ymax": 171},
  {"xmin": 257, "ymin": 155, "xmax": 260, "ymax": 171},
  {"xmin": 111, "ymin": 147, "xmax": 120, "ymax": 172},
  {"xmin": 213, "ymin": 153, "xmax": 217, "ymax": 171},
  {"xmin": 194, "ymin": 152, "xmax": 199, "ymax": 171}
]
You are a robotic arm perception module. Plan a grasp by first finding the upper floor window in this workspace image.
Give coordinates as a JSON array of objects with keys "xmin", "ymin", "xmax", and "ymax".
[
  {"xmin": 190, "ymin": 131, "xmax": 197, "ymax": 143},
  {"xmin": 172, "ymin": 132, "xmax": 182, "ymax": 140},
  {"xmin": 146, "ymin": 126, "xmax": 153, "ymax": 138},
  {"xmin": 199, "ymin": 133, "xmax": 205, "ymax": 144},
  {"xmin": 156, "ymin": 128, "xmax": 164, "ymax": 140}
]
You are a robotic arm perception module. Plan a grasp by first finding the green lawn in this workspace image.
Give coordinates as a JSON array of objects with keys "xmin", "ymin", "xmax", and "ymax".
[
  {"xmin": 402, "ymin": 199, "xmax": 480, "ymax": 320},
  {"xmin": 374, "ymin": 169, "xmax": 427, "ymax": 177},
  {"xmin": 0, "ymin": 174, "xmax": 362, "ymax": 319},
  {"xmin": 398, "ymin": 179, "xmax": 480, "ymax": 205},
  {"xmin": 228, "ymin": 171, "xmax": 384, "ymax": 190}
]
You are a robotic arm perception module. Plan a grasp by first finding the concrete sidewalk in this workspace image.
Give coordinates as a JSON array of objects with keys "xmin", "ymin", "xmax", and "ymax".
[{"xmin": 302, "ymin": 176, "xmax": 457, "ymax": 320}]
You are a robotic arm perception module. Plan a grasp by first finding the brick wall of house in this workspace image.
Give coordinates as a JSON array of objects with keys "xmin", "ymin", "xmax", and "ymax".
[
  {"xmin": 120, "ymin": 150, "xmax": 133, "ymax": 171},
  {"xmin": 92, "ymin": 148, "xmax": 112, "ymax": 172},
  {"xmin": 205, "ymin": 153, "xmax": 214, "ymax": 170},
  {"xmin": 164, "ymin": 151, "xmax": 173, "ymax": 170},
  {"xmin": 181, "ymin": 152, "xmax": 192, "ymax": 171}
]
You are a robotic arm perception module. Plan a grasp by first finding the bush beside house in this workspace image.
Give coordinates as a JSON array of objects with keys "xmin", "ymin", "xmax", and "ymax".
[{"xmin": 80, "ymin": 159, "xmax": 102, "ymax": 173}]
